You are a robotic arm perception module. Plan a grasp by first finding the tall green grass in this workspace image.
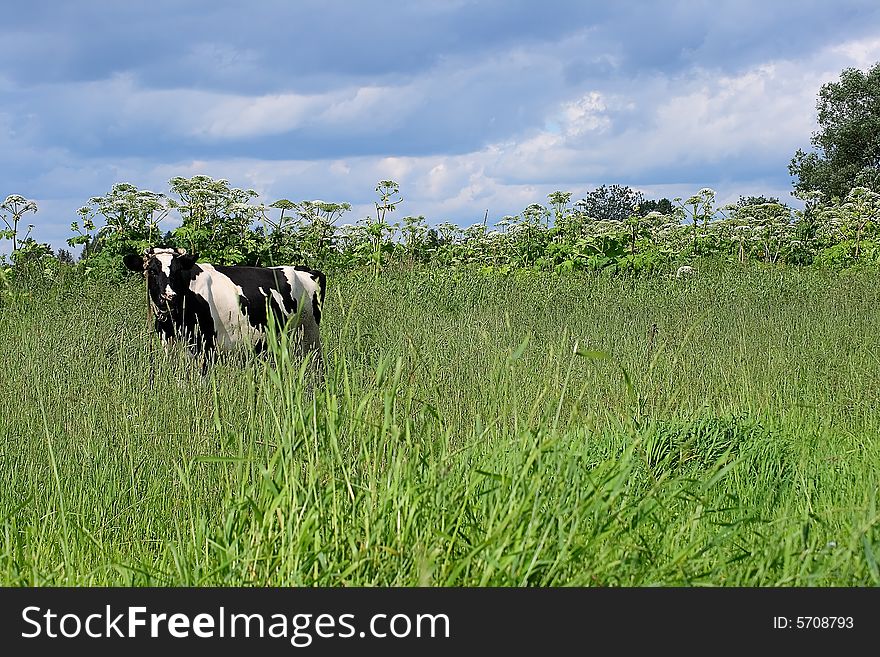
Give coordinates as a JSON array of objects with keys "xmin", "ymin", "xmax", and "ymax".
[{"xmin": 0, "ymin": 263, "xmax": 879, "ymax": 585}]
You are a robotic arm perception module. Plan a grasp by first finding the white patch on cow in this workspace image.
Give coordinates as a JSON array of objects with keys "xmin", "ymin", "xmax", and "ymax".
[
  {"xmin": 154, "ymin": 252, "xmax": 174, "ymax": 277},
  {"xmin": 268, "ymin": 288, "xmax": 289, "ymax": 316},
  {"xmin": 190, "ymin": 264, "xmax": 263, "ymax": 351}
]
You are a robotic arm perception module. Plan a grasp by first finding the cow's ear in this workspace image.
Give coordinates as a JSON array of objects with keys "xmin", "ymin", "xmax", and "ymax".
[
  {"xmin": 178, "ymin": 253, "xmax": 199, "ymax": 269},
  {"xmin": 123, "ymin": 253, "xmax": 144, "ymax": 272},
  {"xmin": 174, "ymin": 247, "xmax": 187, "ymax": 255}
]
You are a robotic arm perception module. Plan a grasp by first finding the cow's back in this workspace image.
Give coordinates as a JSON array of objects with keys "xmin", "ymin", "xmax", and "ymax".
[{"xmin": 187, "ymin": 264, "xmax": 324, "ymax": 352}]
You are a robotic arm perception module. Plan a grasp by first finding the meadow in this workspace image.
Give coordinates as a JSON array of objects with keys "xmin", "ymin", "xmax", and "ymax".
[{"xmin": 1, "ymin": 261, "xmax": 879, "ymax": 585}]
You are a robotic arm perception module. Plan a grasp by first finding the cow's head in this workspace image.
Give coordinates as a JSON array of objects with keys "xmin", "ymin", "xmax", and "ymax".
[{"xmin": 124, "ymin": 247, "xmax": 200, "ymax": 315}]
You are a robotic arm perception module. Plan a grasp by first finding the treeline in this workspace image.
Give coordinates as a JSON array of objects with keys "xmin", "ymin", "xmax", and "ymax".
[{"xmin": 1, "ymin": 175, "xmax": 880, "ymax": 291}]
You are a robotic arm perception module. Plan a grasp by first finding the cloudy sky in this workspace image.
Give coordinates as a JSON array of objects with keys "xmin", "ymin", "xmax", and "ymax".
[{"xmin": 3, "ymin": 0, "xmax": 880, "ymax": 253}]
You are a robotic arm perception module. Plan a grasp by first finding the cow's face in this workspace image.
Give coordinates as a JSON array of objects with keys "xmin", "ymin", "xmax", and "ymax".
[{"xmin": 123, "ymin": 247, "xmax": 199, "ymax": 314}]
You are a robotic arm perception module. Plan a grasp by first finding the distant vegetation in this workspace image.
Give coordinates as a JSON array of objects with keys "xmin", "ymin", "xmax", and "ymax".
[{"xmin": 1, "ymin": 176, "xmax": 880, "ymax": 297}]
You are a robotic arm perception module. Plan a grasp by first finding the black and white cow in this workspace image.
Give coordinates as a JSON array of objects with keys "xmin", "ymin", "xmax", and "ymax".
[{"xmin": 124, "ymin": 246, "xmax": 326, "ymax": 377}]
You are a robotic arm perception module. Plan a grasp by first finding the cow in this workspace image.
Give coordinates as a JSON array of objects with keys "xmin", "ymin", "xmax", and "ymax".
[{"xmin": 123, "ymin": 246, "xmax": 325, "ymax": 379}]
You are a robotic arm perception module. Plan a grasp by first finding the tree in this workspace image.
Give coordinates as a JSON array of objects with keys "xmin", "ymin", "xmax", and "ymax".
[
  {"xmin": 167, "ymin": 175, "xmax": 260, "ymax": 264},
  {"xmin": 56, "ymin": 248, "xmax": 75, "ymax": 265},
  {"xmin": 547, "ymin": 190, "xmax": 572, "ymax": 222},
  {"xmin": 292, "ymin": 199, "xmax": 351, "ymax": 264},
  {"xmin": 736, "ymin": 195, "xmax": 781, "ymax": 208},
  {"xmin": 637, "ymin": 197, "xmax": 674, "ymax": 216},
  {"xmin": 575, "ymin": 184, "xmax": 644, "ymax": 222},
  {"xmin": 789, "ymin": 62, "xmax": 880, "ymax": 200},
  {"xmin": 69, "ymin": 183, "xmax": 169, "ymax": 271},
  {"xmin": 364, "ymin": 180, "xmax": 403, "ymax": 275},
  {"xmin": 817, "ymin": 186, "xmax": 880, "ymax": 260}
]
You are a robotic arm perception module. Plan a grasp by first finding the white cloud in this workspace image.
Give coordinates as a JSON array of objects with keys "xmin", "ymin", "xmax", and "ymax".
[
  {"xmin": 166, "ymin": 32, "xmax": 877, "ymax": 225},
  {"xmin": 195, "ymin": 93, "xmax": 324, "ymax": 139},
  {"xmin": 645, "ymin": 63, "xmax": 815, "ymax": 159},
  {"xmin": 827, "ymin": 35, "xmax": 880, "ymax": 70},
  {"xmin": 318, "ymin": 85, "xmax": 420, "ymax": 129},
  {"xmin": 559, "ymin": 91, "xmax": 612, "ymax": 136},
  {"xmin": 33, "ymin": 74, "xmax": 422, "ymax": 143}
]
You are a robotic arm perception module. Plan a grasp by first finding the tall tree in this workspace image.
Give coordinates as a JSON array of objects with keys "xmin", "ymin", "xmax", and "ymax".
[
  {"xmin": 575, "ymin": 184, "xmax": 644, "ymax": 222},
  {"xmin": 637, "ymin": 197, "xmax": 674, "ymax": 216},
  {"xmin": 789, "ymin": 62, "xmax": 880, "ymax": 200},
  {"xmin": 736, "ymin": 195, "xmax": 781, "ymax": 208}
]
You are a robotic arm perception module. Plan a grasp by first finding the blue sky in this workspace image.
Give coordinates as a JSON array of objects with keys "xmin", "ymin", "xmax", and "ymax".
[{"xmin": 3, "ymin": 0, "xmax": 880, "ymax": 253}]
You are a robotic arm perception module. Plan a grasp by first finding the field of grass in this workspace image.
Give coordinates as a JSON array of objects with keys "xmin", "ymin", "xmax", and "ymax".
[{"xmin": 1, "ymin": 261, "xmax": 879, "ymax": 585}]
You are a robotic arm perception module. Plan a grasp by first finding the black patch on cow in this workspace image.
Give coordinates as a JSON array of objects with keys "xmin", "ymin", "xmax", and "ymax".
[
  {"xmin": 309, "ymin": 292, "xmax": 319, "ymax": 325},
  {"xmin": 123, "ymin": 253, "xmax": 143, "ymax": 272}
]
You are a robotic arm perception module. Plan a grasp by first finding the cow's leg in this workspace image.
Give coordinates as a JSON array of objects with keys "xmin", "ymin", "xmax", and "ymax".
[
  {"xmin": 154, "ymin": 317, "xmax": 175, "ymax": 356},
  {"xmin": 198, "ymin": 342, "xmax": 217, "ymax": 379},
  {"xmin": 184, "ymin": 327, "xmax": 216, "ymax": 380},
  {"xmin": 300, "ymin": 320, "xmax": 324, "ymax": 385}
]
